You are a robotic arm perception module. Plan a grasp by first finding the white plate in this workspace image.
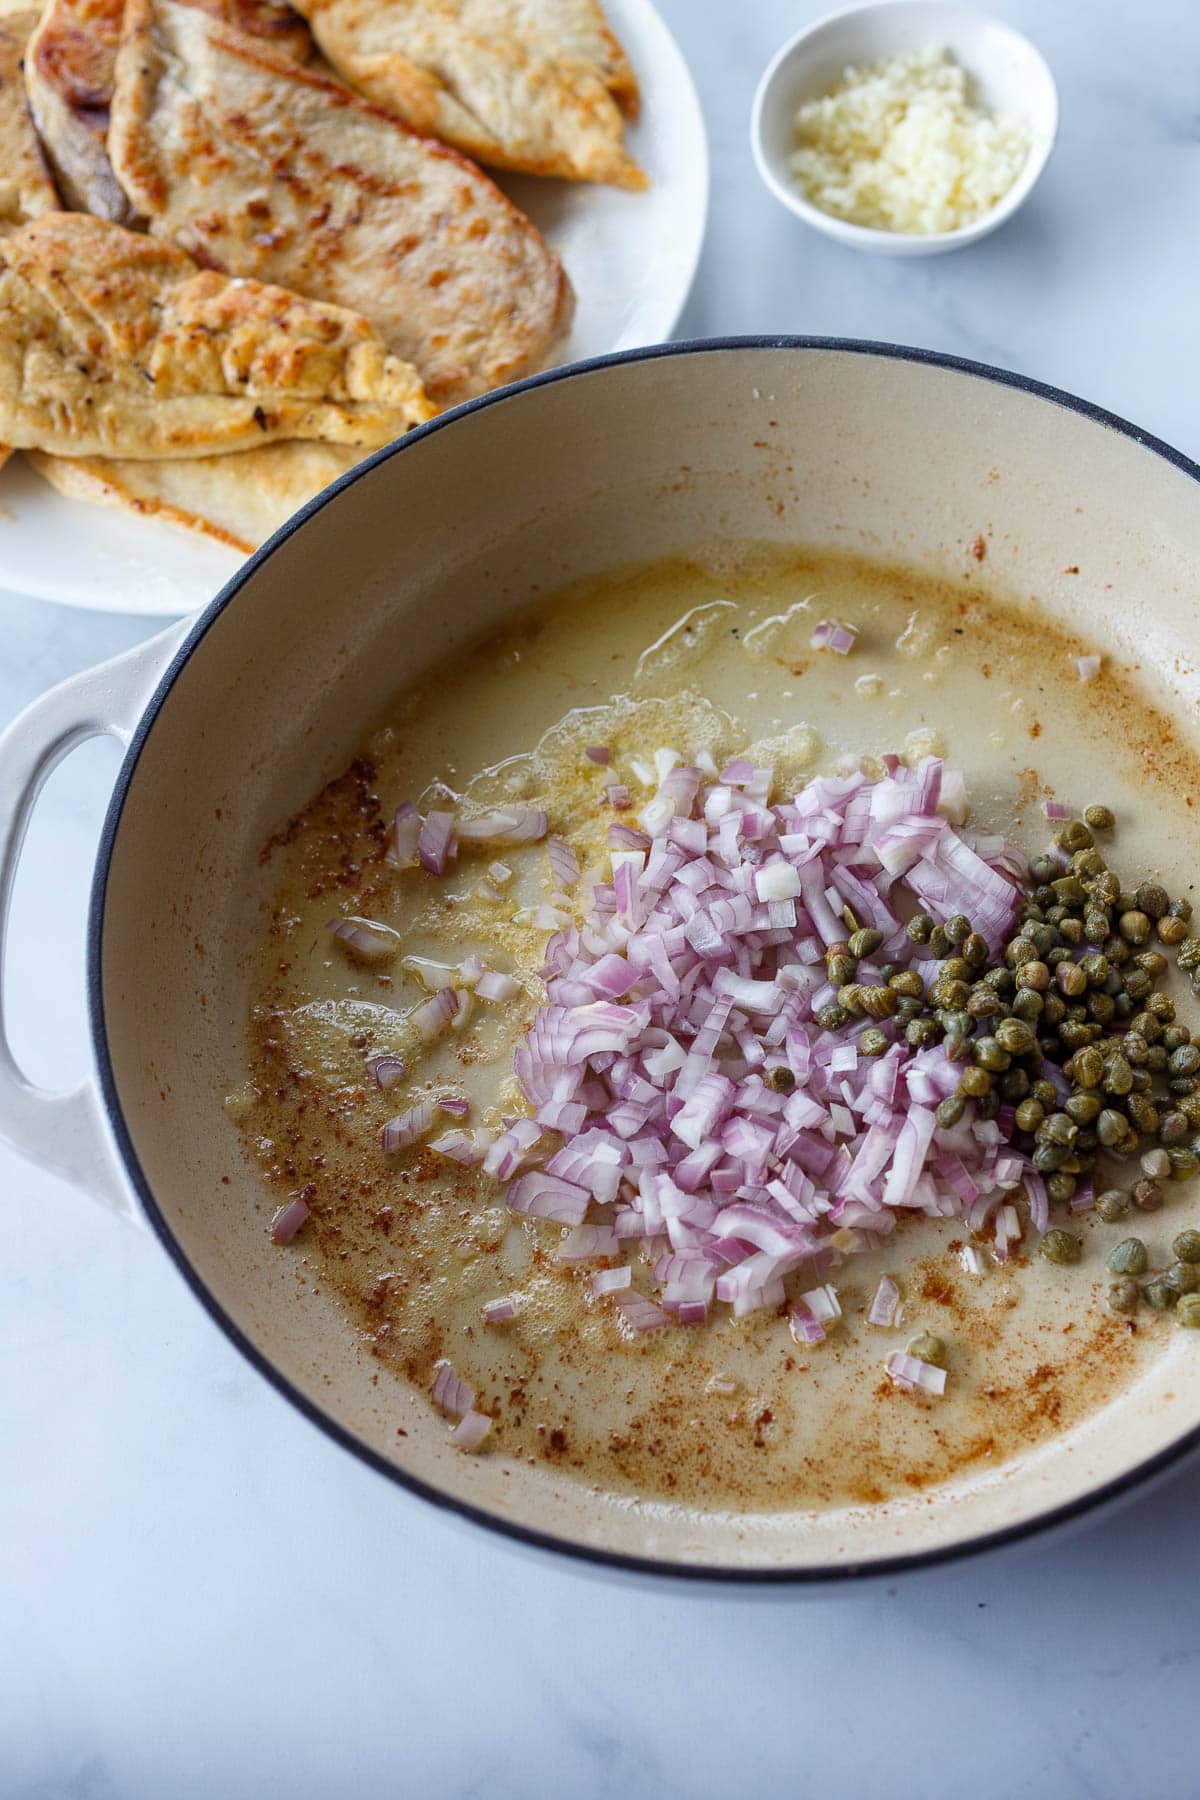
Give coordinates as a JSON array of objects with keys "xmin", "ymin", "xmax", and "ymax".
[{"xmin": 0, "ymin": 0, "xmax": 708, "ymax": 616}]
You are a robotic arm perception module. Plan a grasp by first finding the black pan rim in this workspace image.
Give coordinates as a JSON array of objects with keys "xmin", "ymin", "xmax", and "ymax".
[{"xmin": 87, "ymin": 335, "xmax": 1200, "ymax": 1587}]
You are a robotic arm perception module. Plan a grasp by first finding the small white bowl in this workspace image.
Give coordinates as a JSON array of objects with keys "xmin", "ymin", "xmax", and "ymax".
[{"xmin": 750, "ymin": 1, "xmax": 1059, "ymax": 257}]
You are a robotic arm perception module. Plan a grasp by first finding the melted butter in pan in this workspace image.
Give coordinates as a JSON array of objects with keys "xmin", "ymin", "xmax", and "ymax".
[{"xmin": 237, "ymin": 546, "xmax": 1200, "ymax": 1511}]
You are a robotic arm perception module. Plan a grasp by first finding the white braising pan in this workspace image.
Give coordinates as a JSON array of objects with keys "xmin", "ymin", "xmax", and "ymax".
[{"xmin": 3, "ymin": 341, "xmax": 1200, "ymax": 1582}]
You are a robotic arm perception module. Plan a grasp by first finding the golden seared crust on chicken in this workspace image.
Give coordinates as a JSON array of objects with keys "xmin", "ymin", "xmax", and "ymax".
[
  {"xmin": 0, "ymin": 213, "xmax": 431, "ymax": 457},
  {"xmin": 24, "ymin": 0, "xmax": 310, "ymax": 221},
  {"xmin": 0, "ymin": 10, "xmax": 60, "ymax": 234},
  {"xmin": 290, "ymin": 0, "xmax": 646, "ymax": 188},
  {"xmin": 26, "ymin": 439, "xmax": 362, "ymax": 549},
  {"xmin": 109, "ymin": 0, "xmax": 574, "ymax": 403}
]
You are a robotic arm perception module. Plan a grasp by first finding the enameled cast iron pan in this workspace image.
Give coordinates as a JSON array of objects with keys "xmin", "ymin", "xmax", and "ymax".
[{"xmin": 4, "ymin": 340, "xmax": 1200, "ymax": 1583}]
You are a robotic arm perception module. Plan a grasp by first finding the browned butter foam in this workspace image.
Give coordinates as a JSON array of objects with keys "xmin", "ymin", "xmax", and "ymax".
[{"xmin": 235, "ymin": 546, "xmax": 1200, "ymax": 1510}]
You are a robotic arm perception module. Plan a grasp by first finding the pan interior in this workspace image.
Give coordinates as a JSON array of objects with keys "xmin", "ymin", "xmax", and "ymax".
[{"xmin": 97, "ymin": 345, "xmax": 1200, "ymax": 1572}]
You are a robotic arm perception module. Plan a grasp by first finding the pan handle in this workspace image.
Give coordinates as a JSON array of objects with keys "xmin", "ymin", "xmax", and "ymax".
[{"xmin": 0, "ymin": 620, "xmax": 191, "ymax": 1224}]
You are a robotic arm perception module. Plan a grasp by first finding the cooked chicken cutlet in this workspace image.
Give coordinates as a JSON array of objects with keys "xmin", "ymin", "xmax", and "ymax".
[
  {"xmin": 0, "ymin": 10, "xmax": 59, "ymax": 474},
  {"xmin": 0, "ymin": 10, "xmax": 59, "ymax": 232},
  {"xmin": 24, "ymin": 0, "xmax": 311, "ymax": 220},
  {"xmin": 291, "ymin": 0, "xmax": 646, "ymax": 189},
  {"xmin": 0, "ymin": 213, "xmax": 431, "ymax": 457},
  {"xmin": 109, "ymin": 0, "xmax": 573, "ymax": 403},
  {"xmin": 27, "ymin": 439, "xmax": 362, "ymax": 549}
]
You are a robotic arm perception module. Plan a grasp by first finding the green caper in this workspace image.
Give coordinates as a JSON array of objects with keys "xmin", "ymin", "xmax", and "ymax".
[
  {"xmin": 1177, "ymin": 937, "xmax": 1200, "ymax": 972},
  {"xmin": 1144, "ymin": 1278, "xmax": 1173, "ymax": 1310},
  {"xmin": 1002, "ymin": 1068, "xmax": 1031, "ymax": 1102},
  {"xmin": 857, "ymin": 1027, "xmax": 888, "ymax": 1057},
  {"xmin": 962, "ymin": 932, "xmax": 989, "ymax": 968},
  {"xmin": 992, "ymin": 1017, "xmax": 1034, "ymax": 1057},
  {"xmin": 976, "ymin": 1090, "xmax": 1000, "ymax": 1121},
  {"xmin": 1170, "ymin": 898, "xmax": 1194, "ymax": 923},
  {"xmin": 1135, "ymin": 882, "xmax": 1170, "ymax": 921},
  {"xmin": 1140, "ymin": 1147, "xmax": 1172, "ymax": 1180},
  {"xmin": 1039, "ymin": 1229, "xmax": 1081, "ymax": 1266},
  {"xmin": 1176, "ymin": 1294, "xmax": 1200, "ymax": 1327},
  {"xmin": 906, "ymin": 912, "xmax": 934, "ymax": 944},
  {"xmin": 974, "ymin": 1037, "xmax": 1011, "ymax": 1073},
  {"xmin": 1034, "ymin": 1143, "xmax": 1069, "ymax": 1172},
  {"xmin": 935, "ymin": 1093, "xmax": 965, "ymax": 1128},
  {"xmin": 1170, "ymin": 1044, "xmax": 1200, "ymax": 1078},
  {"xmin": 1173, "ymin": 1229, "xmax": 1200, "ymax": 1264},
  {"xmin": 930, "ymin": 979, "xmax": 970, "ymax": 1011},
  {"xmin": 1083, "ymin": 804, "xmax": 1115, "ymax": 832},
  {"xmin": 928, "ymin": 924, "xmax": 951, "ymax": 957},
  {"xmin": 826, "ymin": 953, "xmax": 857, "ymax": 987},
  {"xmin": 885, "ymin": 971, "xmax": 922, "ymax": 1000},
  {"xmin": 846, "ymin": 928, "xmax": 882, "ymax": 959},
  {"xmin": 1015, "ymin": 1098, "xmax": 1045, "ymax": 1133},
  {"xmin": 838, "ymin": 984, "xmax": 866, "ymax": 1015},
  {"xmin": 1092, "ymin": 871, "xmax": 1121, "ymax": 906},
  {"xmin": 958, "ymin": 1067, "xmax": 992, "ymax": 1099},
  {"xmin": 1167, "ymin": 1148, "xmax": 1200, "ymax": 1181},
  {"xmin": 1163, "ymin": 1026, "xmax": 1191, "ymax": 1052},
  {"xmin": 1039, "ymin": 1112, "xmax": 1078, "ymax": 1148},
  {"xmin": 1046, "ymin": 1172, "xmax": 1077, "ymax": 1204},
  {"xmin": 967, "ymin": 986, "xmax": 1003, "ymax": 1020},
  {"xmin": 1108, "ymin": 1279, "xmax": 1141, "ymax": 1315},
  {"xmin": 1052, "ymin": 877, "xmax": 1087, "ymax": 907},
  {"xmin": 1164, "ymin": 1261, "xmax": 1200, "ymax": 1296},
  {"xmin": 1057, "ymin": 963, "xmax": 1087, "ymax": 998},
  {"xmin": 766, "ymin": 1065, "xmax": 795, "ymax": 1093},
  {"xmin": 1073, "ymin": 850, "xmax": 1105, "ymax": 880},
  {"xmin": 1096, "ymin": 1113, "xmax": 1129, "ymax": 1154},
  {"xmin": 1146, "ymin": 1046, "xmax": 1169, "ymax": 1073},
  {"xmin": 1137, "ymin": 949, "xmax": 1170, "ymax": 979},
  {"xmin": 895, "ymin": 998, "xmax": 924, "ymax": 1025},
  {"xmin": 1031, "ymin": 1079, "xmax": 1057, "ymax": 1109},
  {"xmin": 1132, "ymin": 1179, "xmax": 1164, "ymax": 1213},
  {"xmin": 1058, "ymin": 820, "xmax": 1093, "ymax": 851},
  {"xmin": 1083, "ymin": 910, "xmax": 1111, "ymax": 946},
  {"xmin": 1127, "ymin": 1095, "xmax": 1161, "ymax": 1136},
  {"xmin": 1103, "ymin": 1055, "xmax": 1134, "ymax": 1096},
  {"xmin": 1119, "ymin": 910, "xmax": 1152, "ymax": 945},
  {"xmin": 1159, "ymin": 1111, "xmax": 1189, "ymax": 1147},
  {"xmin": 1108, "ymin": 1237, "xmax": 1148, "ymax": 1276},
  {"xmin": 906, "ymin": 1332, "xmax": 948, "ymax": 1368},
  {"xmin": 1079, "ymin": 953, "xmax": 1108, "ymax": 987},
  {"xmin": 1158, "ymin": 915, "xmax": 1188, "ymax": 946},
  {"xmin": 1029, "ymin": 855, "xmax": 1059, "ymax": 883},
  {"xmin": 1012, "ymin": 989, "xmax": 1044, "ymax": 1023},
  {"xmin": 1065, "ymin": 1092, "xmax": 1102, "ymax": 1125},
  {"xmin": 1096, "ymin": 1189, "xmax": 1131, "ymax": 1223},
  {"xmin": 816, "ymin": 1003, "xmax": 849, "ymax": 1030},
  {"xmin": 1147, "ymin": 992, "xmax": 1176, "ymax": 1023},
  {"xmin": 1007, "ymin": 938, "xmax": 1038, "ymax": 968},
  {"xmin": 1071, "ymin": 1046, "xmax": 1104, "ymax": 1089},
  {"xmin": 906, "ymin": 1017, "xmax": 939, "ymax": 1048}
]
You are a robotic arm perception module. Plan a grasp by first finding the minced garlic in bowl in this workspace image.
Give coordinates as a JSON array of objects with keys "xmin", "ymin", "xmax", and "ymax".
[{"xmin": 789, "ymin": 44, "xmax": 1031, "ymax": 236}]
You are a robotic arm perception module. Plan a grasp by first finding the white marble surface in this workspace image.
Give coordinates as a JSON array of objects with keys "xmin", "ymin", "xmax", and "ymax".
[{"xmin": 3, "ymin": 2, "xmax": 1200, "ymax": 1794}]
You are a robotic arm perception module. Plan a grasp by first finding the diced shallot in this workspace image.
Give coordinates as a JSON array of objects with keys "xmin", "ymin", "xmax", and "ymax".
[
  {"xmin": 327, "ymin": 917, "xmax": 399, "ymax": 962},
  {"xmin": 867, "ymin": 1274, "xmax": 901, "ymax": 1328},
  {"xmin": 449, "ymin": 1410, "xmax": 493, "ymax": 1451},
  {"xmin": 430, "ymin": 1358, "xmax": 474, "ymax": 1419},
  {"xmin": 885, "ymin": 1352, "xmax": 947, "ymax": 1395},
  {"xmin": 271, "ymin": 1198, "xmax": 309, "ymax": 1244}
]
